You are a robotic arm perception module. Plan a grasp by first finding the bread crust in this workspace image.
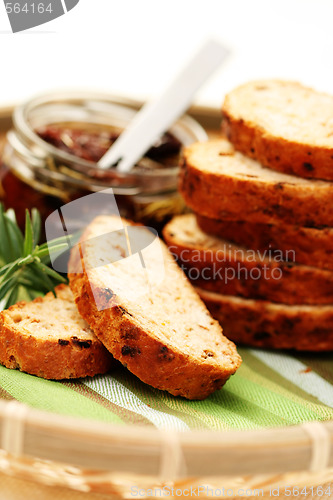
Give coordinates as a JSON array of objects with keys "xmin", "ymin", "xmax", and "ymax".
[
  {"xmin": 163, "ymin": 215, "xmax": 333, "ymax": 306},
  {"xmin": 196, "ymin": 214, "xmax": 333, "ymax": 272},
  {"xmin": 0, "ymin": 285, "xmax": 113, "ymax": 379},
  {"xmin": 197, "ymin": 288, "xmax": 333, "ymax": 351},
  {"xmin": 179, "ymin": 139, "xmax": 333, "ymax": 227},
  {"xmin": 222, "ymin": 80, "xmax": 333, "ymax": 181},
  {"xmin": 68, "ymin": 216, "xmax": 241, "ymax": 400}
]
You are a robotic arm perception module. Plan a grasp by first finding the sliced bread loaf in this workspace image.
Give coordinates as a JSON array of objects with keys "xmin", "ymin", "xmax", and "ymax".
[
  {"xmin": 163, "ymin": 214, "xmax": 333, "ymax": 305},
  {"xmin": 197, "ymin": 288, "xmax": 333, "ymax": 351},
  {"xmin": 0, "ymin": 285, "xmax": 114, "ymax": 379},
  {"xmin": 196, "ymin": 214, "xmax": 333, "ymax": 272},
  {"xmin": 68, "ymin": 215, "xmax": 241, "ymax": 400},
  {"xmin": 179, "ymin": 139, "xmax": 333, "ymax": 227},
  {"xmin": 222, "ymin": 80, "xmax": 333, "ymax": 180}
]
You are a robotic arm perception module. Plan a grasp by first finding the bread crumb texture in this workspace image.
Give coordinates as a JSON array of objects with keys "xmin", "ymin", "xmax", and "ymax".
[
  {"xmin": 68, "ymin": 215, "xmax": 241, "ymax": 400},
  {"xmin": 0, "ymin": 285, "xmax": 114, "ymax": 379},
  {"xmin": 222, "ymin": 80, "xmax": 333, "ymax": 180}
]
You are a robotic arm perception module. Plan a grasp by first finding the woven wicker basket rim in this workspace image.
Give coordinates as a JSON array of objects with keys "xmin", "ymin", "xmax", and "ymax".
[{"xmin": 0, "ymin": 398, "xmax": 332, "ymax": 478}]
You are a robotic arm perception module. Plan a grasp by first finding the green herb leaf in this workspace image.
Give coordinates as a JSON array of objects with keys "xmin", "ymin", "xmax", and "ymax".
[
  {"xmin": 3, "ymin": 213, "xmax": 24, "ymax": 259},
  {"xmin": 0, "ymin": 260, "xmax": 22, "ymax": 284},
  {"xmin": 0, "ymin": 205, "xmax": 14, "ymax": 264},
  {"xmin": 16, "ymin": 284, "xmax": 41, "ymax": 303},
  {"xmin": 23, "ymin": 210, "xmax": 34, "ymax": 257},
  {"xmin": 36, "ymin": 241, "xmax": 69, "ymax": 261},
  {"xmin": 26, "ymin": 264, "xmax": 59, "ymax": 293},
  {"xmin": 25, "ymin": 289, "xmax": 44, "ymax": 301},
  {"xmin": 4, "ymin": 284, "xmax": 19, "ymax": 310},
  {"xmin": 31, "ymin": 208, "xmax": 41, "ymax": 247},
  {"xmin": 0, "ymin": 276, "xmax": 19, "ymax": 302},
  {"xmin": 0, "ymin": 262, "xmax": 15, "ymax": 278},
  {"xmin": 4, "ymin": 208, "xmax": 17, "ymax": 223},
  {"xmin": 36, "ymin": 261, "xmax": 68, "ymax": 283},
  {"xmin": 0, "ymin": 204, "xmax": 71, "ymax": 309}
]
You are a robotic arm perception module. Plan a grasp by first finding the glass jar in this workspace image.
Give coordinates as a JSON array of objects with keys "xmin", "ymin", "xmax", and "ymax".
[{"xmin": 0, "ymin": 91, "xmax": 207, "ymax": 230}]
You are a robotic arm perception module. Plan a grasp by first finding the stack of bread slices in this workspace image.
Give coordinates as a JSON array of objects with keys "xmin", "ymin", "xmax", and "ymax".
[
  {"xmin": 0, "ymin": 216, "xmax": 241, "ymax": 399},
  {"xmin": 163, "ymin": 80, "xmax": 333, "ymax": 351}
]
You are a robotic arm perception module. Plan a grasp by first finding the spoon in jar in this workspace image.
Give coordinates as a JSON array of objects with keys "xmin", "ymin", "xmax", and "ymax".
[{"xmin": 97, "ymin": 38, "xmax": 229, "ymax": 173}]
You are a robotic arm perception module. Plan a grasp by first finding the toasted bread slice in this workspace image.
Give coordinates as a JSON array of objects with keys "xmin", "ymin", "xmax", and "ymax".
[
  {"xmin": 222, "ymin": 80, "xmax": 333, "ymax": 180},
  {"xmin": 163, "ymin": 214, "xmax": 333, "ymax": 306},
  {"xmin": 197, "ymin": 288, "xmax": 333, "ymax": 351},
  {"xmin": 68, "ymin": 215, "xmax": 241, "ymax": 400},
  {"xmin": 196, "ymin": 214, "xmax": 333, "ymax": 272},
  {"xmin": 0, "ymin": 285, "xmax": 114, "ymax": 379},
  {"xmin": 179, "ymin": 139, "xmax": 333, "ymax": 227}
]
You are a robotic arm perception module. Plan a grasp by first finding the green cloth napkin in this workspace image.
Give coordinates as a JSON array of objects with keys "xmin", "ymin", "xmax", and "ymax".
[{"xmin": 1, "ymin": 347, "xmax": 333, "ymax": 431}]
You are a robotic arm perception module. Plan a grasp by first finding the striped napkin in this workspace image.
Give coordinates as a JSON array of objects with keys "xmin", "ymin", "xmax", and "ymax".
[{"xmin": 1, "ymin": 347, "xmax": 332, "ymax": 431}]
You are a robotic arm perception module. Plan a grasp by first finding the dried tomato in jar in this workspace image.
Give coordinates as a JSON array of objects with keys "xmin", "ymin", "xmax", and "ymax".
[{"xmin": 0, "ymin": 92, "xmax": 206, "ymax": 231}]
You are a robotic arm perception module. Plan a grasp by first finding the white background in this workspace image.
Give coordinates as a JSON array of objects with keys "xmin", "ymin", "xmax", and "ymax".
[{"xmin": 0, "ymin": 0, "xmax": 332, "ymax": 109}]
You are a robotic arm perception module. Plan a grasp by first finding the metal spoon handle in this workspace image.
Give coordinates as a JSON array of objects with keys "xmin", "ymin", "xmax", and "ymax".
[{"xmin": 97, "ymin": 39, "xmax": 229, "ymax": 172}]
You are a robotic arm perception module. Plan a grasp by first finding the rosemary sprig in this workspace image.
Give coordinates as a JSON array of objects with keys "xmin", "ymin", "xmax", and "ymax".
[{"xmin": 0, "ymin": 204, "xmax": 72, "ymax": 309}]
